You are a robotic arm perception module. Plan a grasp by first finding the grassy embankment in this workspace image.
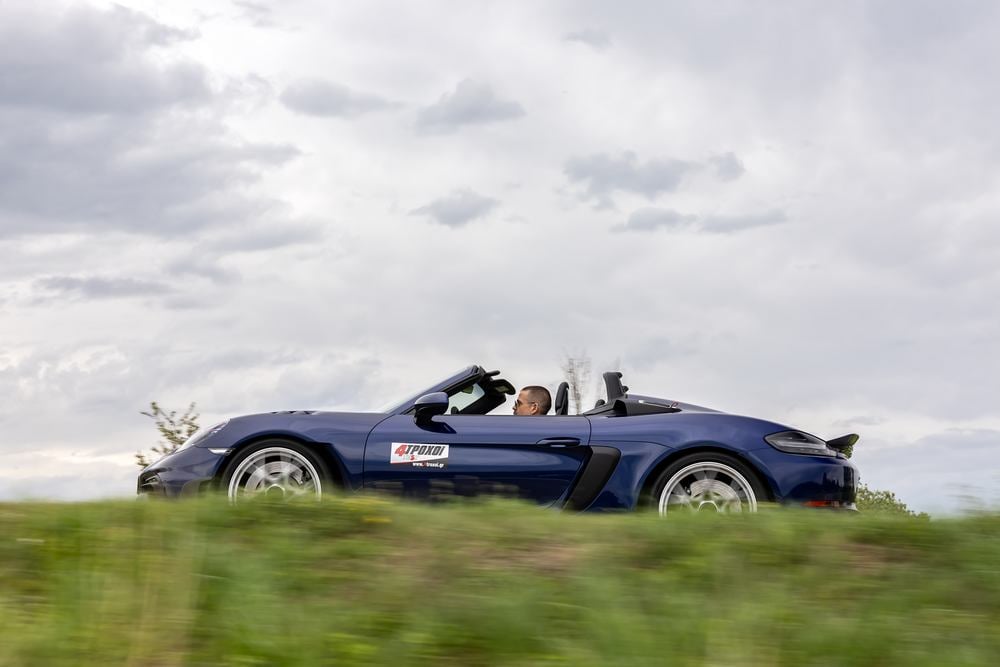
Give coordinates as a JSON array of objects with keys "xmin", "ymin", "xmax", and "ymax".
[{"xmin": 1, "ymin": 497, "xmax": 998, "ymax": 666}]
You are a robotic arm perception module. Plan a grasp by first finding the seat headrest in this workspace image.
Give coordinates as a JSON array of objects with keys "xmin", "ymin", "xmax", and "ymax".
[{"xmin": 554, "ymin": 381, "xmax": 569, "ymax": 415}]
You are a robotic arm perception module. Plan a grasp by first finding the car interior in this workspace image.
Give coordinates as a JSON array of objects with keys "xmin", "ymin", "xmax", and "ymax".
[{"xmin": 425, "ymin": 367, "xmax": 682, "ymax": 418}]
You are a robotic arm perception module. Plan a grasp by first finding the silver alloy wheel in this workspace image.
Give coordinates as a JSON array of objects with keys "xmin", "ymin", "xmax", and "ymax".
[
  {"xmin": 227, "ymin": 446, "xmax": 322, "ymax": 502},
  {"xmin": 657, "ymin": 461, "xmax": 758, "ymax": 515}
]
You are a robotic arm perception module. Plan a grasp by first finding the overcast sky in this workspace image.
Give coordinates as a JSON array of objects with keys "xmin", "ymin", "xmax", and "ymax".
[{"xmin": 1, "ymin": 0, "xmax": 997, "ymax": 515}]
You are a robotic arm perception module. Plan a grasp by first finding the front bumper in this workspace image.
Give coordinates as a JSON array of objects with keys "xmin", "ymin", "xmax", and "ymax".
[{"xmin": 137, "ymin": 446, "xmax": 228, "ymax": 498}]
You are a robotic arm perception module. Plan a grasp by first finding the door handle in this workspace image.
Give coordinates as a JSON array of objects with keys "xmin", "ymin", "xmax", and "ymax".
[{"xmin": 535, "ymin": 437, "xmax": 581, "ymax": 448}]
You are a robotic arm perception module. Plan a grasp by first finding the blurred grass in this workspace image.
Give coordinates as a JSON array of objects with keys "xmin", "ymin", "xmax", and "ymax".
[{"xmin": 1, "ymin": 497, "xmax": 998, "ymax": 666}]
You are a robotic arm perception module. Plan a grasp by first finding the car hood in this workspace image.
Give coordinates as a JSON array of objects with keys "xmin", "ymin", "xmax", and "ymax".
[{"xmin": 204, "ymin": 410, "xmax": 390, "ymax": 448}]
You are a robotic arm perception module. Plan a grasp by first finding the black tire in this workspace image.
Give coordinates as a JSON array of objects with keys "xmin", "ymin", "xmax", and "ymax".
[
  {"xmin": 221, "ymin": 439, "xmax": 331, "ymax": 502},
  {"xmin": 649, "ymin": 451, "xmax": 769, "ymax": 515}
]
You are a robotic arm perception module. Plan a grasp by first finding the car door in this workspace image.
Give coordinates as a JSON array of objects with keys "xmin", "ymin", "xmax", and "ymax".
[{"xmin": 364, "ymin": 413, "xmax": 592, "ymax": 506}]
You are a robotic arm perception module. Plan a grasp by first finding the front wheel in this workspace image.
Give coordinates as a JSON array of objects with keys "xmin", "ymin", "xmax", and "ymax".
[
  {"xmin": 651, "ymin": 452, "xmax": 767, "ymax": 515},
  {"xmin": 222, "ymin": 440, "xmax": 329, "ymax": 503}
]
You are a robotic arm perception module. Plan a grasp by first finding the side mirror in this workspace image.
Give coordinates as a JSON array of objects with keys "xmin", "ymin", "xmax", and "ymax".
[{"xmin": 413, "ymin": 392, "xmax": 449, "ymax": 423}]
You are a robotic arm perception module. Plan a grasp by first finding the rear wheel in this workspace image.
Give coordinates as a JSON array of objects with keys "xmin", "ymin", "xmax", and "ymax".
[
  {"xmin": 651, "ymin": 452, "xmax": 767, "ymax": 515},
  {"xmin": 222, "ymin": 440, "xmax": 329, "ymax": 503}
]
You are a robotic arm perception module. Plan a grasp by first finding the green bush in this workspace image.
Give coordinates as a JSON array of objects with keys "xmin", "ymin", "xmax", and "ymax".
[{"xmin": 856, "ymin": 484, "xmax": 926, "ymax": 517}]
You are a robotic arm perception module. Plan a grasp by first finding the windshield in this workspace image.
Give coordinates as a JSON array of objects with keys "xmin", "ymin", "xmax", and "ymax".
[
  {"xmin": 376, "ymin": 366, "xmax": 479, "ymax": 414},
  {"xmin": 447, "ymin": 383, "xmax": 486, "ymax": 413}
]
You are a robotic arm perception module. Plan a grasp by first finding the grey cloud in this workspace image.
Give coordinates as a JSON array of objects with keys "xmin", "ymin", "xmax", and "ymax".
[
  {"xmin": 0, "ymin": 4, "xmax": 208, "ymax": 114},
  {"xmin": 565, "ymin": 150, "xmax": 749, "ymax": 207},
  {"xmin": 564, "ymin": 29, "xmax": 613, "ymax": 50},
  {"xmin": 34, "ymin": 275, "xmax": 171, "ymax": 300},
  {"xmin": 832, "ymin": 415, "xmax": 887, "ymax": 429},
  {"xmin": 232, "ymin": 0, "xmax": 278, "ymax": 28},
  {"xmin": 270, "ymin": 354, "xmax": 383, "ymax": 412},
  {"xmin": 0, "ymin": 108, "xmax": 300, "ymax": 238},
  {"xmin": 160, "ymin": 295, "xmax": 216, "ymax": 311},
  {"xmin": 410, "ymin": 189, "xmax": 499, "ymax": 227},
  {"xmin": 280, "ymin": 79, "xmax": 396, "ymax": 117},
  {"xmin": 416, "ymin": 79, "xmax": 525, "ymax": 133},
  {"xmin": 205, "ymin": 221, "xmax": 324, "ymax": 252},
  {"xmin": 158, "ymin": 221, "xmax": 322, "ymax": 287},
  {"xmin": 104, "ymin": 5, "xmax": 199, "ymax": 46},
  {"xmin": 564, "ymin": 151, "xmax": 698, "ymax": 207},
  {"xmin": 618, "ymin": 207, "xmax": 786, "ymax": 234},
  {"xmin": 701, "ymin": 209, "xmax": 787, "ymax": 233},
  {"xmin": 709, "ymin": 152, "xmax": 746, "ymax": 181},
  {"xmin": 554, "ymin": 3, "xmax": 1000, "ymax": 154},
  {"xmin": 0, "ymin": 4, "xmax": 301, "ymax": 241},
  {"xmin": 165, "ymin": 259, "xmax": 241, "ymax": 286},
  {"xmin": 620, "ymin": 207, "xmax": 696, "ymax": 231}
]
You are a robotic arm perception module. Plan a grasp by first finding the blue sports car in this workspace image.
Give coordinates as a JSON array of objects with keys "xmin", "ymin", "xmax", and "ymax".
[{"xmin": 137, "ymin": 365, "xmax": 859, "ymax": 513}]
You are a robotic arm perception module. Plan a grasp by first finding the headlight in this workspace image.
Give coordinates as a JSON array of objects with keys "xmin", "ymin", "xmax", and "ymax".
[
  {"xmin": 177, "ymin": 419, "xmax": 230, "ymax": 452},
  {"xmin": 765, "ymin": 430, "xmax": 835, "ymax": 457}
]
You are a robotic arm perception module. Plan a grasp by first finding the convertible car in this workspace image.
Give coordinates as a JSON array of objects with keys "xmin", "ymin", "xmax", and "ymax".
[{"xmin": 137, "ymin": 365, "xmax": 859, "ymax": 513}]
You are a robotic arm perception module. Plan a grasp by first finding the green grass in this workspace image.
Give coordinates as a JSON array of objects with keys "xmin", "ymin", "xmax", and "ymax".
[{"xmin": 1, "ymin": 497, "xmax": 998, "ymax": 666}]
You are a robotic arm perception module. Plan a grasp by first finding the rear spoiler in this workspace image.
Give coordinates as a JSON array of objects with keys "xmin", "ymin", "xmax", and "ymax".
[{"xmin": 826, "ymin": 433, "xmax": 859, "ymax": 454}]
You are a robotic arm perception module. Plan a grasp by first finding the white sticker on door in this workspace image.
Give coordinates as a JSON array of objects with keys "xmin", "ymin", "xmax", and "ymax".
[{"xmin": 390, "ymin": 442, "xmax": 449, "ymax": 469}]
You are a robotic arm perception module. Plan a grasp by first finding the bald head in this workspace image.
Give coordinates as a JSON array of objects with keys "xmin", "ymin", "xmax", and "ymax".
[{"xmin": 514, "ymin": 386, "xmax": 551, "ymax": 416}]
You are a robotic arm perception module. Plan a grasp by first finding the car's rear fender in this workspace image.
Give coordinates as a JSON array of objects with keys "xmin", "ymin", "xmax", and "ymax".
[
  {"xmin": 585, "ymin": 413, "xmax": 786, "ymax": 510},
  {"xmin": 635, "ymin": 443, "xmax": 778, "ymax": 507}
]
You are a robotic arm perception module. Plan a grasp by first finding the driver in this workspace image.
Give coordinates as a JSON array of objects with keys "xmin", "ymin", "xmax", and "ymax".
[{"xmin": 513, "ymin": 386, "xmax": 551, "ymax": 416}]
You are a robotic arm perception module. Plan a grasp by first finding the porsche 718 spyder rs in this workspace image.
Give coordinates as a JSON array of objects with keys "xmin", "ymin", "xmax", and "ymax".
[{"xmin": 138, "ymin": 365, "xmax": 859, "ymax": 514}]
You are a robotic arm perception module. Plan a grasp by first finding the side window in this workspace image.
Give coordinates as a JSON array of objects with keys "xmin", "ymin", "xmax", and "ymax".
[{"xmin": 448, "ymin": 383, "xmax": 486, "ymax": 414}]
